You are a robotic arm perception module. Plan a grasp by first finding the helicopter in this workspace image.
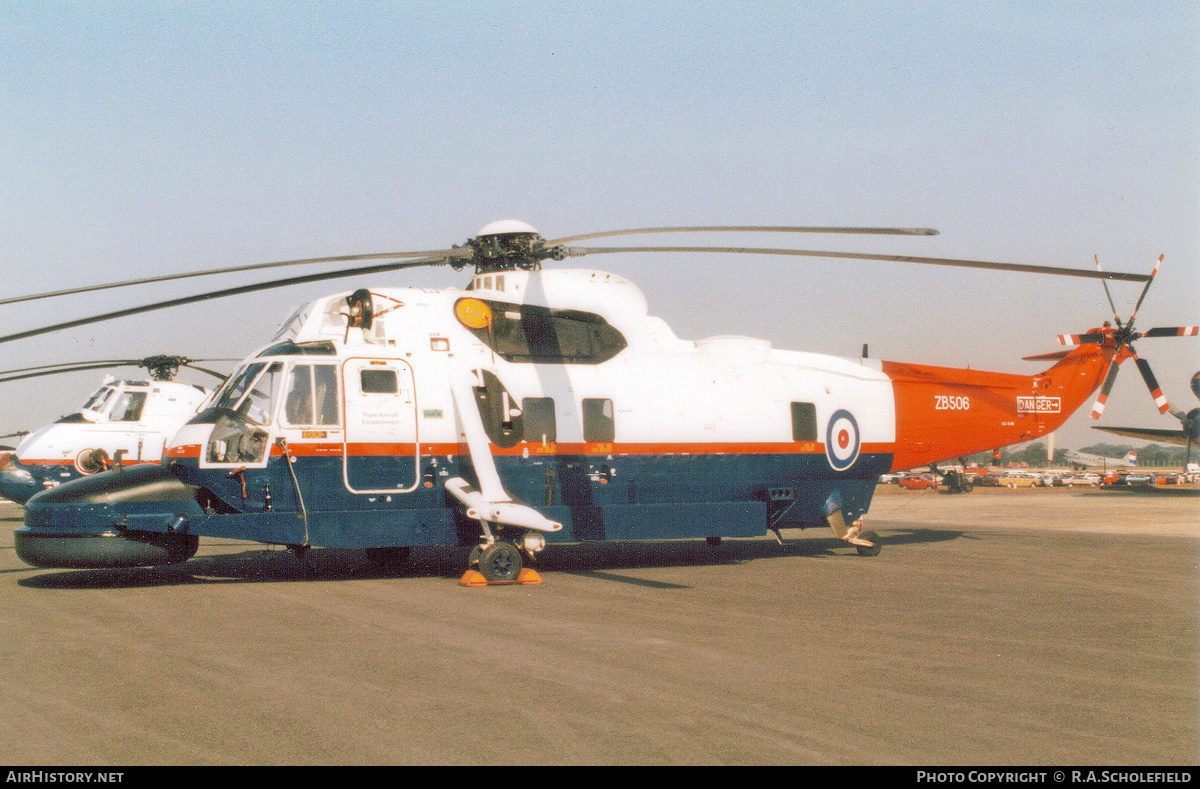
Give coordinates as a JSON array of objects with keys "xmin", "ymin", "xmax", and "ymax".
[
  {"xmin": 1092, "ymin": 370, "xmax": 1200, "ymax": 467},
  {"xmin": 8, "ymin": 220, "xmax": 1196, "ymax": 581},
  {"xmin": 0, "ymin": 355, "xmax": 231, "ymax": 503}
]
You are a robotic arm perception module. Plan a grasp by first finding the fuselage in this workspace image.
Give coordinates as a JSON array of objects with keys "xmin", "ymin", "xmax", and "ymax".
[{"xmin": 15, "ymin": 268, "xmax": 1114, "ymax": 567}]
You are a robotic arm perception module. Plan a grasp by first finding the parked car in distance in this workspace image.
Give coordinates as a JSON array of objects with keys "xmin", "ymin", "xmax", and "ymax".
[
  {"xmin": 999, "ymin": 474, "xmax": 1039, "ymax": 488},
  {"xmin": 898, "ymin": 474, "xmax": 940, "ymax": 490},
  {"xmin": 1063, "ymin": 473, "xmax": 1100, "ymax": 486}
]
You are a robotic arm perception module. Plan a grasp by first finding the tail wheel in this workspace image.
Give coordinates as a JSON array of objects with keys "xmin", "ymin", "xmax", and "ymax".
[
  {"xmin": 855, "ymin": 530, "xmax": 882, "ymax": 557},
  {"xmin": 478, "ymin": 541, "xmax": 523, "ymax": 582}
]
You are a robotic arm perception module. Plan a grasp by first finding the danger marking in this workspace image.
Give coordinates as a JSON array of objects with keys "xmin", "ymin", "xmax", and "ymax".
[{"xmin": 1016, "ymin": 396, "xmax": 1061, "ymax": 414}]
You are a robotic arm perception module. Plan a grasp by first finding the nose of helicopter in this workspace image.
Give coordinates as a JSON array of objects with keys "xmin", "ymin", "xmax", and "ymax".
[{"xmin": 15, "ymin": 465, "xmax": 203, "ymax": 569}]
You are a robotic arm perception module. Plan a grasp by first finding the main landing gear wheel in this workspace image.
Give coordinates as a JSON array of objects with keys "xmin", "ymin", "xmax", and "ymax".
[
  {"xmin": 855, "ymin": 530, "xmax": 882, "ymax": 557},
  {"xmin": 477, "ymin": 542, "xmax": 523, "ymax": 582}
]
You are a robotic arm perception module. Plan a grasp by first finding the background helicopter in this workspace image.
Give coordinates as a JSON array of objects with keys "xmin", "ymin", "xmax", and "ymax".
[
  {"xmin": 1093, "ymin": 371, "xmax": 1200, "ymax": 467},
  {"xmin": 0, "ymin": 355, "xmax": 232, "ymax": 503},
  {"xmin": 5, "ymin": 221, "xmax": 1195, "ymax": 580}
]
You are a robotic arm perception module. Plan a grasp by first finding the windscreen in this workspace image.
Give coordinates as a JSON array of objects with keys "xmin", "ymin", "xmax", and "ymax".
[{"xmin": 212, "ymin": 362, "xmax": 283, "ymax": 425}]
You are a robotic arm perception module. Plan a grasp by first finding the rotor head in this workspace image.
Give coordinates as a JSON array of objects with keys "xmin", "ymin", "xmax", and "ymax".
[{"xmin": 459, "ymin": 220, "xmax": 564, "ymax": 274}]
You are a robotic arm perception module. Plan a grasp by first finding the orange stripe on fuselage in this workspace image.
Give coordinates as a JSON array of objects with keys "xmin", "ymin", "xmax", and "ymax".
[
  {"xmin": 166, "ymin": 440, "xmax": 894, "ymax": 460},
  {"xmin": 882, "ymin": 343, "xmax": 1114, "ymax": 471}
]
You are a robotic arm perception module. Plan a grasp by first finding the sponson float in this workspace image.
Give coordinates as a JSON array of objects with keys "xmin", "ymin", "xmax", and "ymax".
[{"xmin": 10, "ymin": 221, "xmax": 1195, "ymax": 580}]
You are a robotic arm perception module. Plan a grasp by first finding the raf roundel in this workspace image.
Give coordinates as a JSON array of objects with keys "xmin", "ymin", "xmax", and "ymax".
[{"xmin": 825, "ymin": 409, "xmax": 861, "ymax": 471}]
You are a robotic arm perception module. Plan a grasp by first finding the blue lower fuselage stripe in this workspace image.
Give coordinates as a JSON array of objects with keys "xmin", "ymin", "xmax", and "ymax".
[{"xmin": 152, "ymin": 450, "xmax": 894, "ymax": 549}]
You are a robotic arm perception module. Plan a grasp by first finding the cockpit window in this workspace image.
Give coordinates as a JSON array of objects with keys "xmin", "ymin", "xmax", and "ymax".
[
  {"xmin": 82, "ymin": 386, "xmax": 116, "ymax": 413},
  {"xmin": 272, "ymin": 303, "xmax": 314, "ymax": 342},
  {"xmin": 214, "ymin": 364, "xmax": 264, "ymax": 410},
  {"xmin": 111, "ymin": 391, "xmax": 148, "ymax": 422},
  {"xmin": 213, "ymin": 362, "xmax": 283, "ymax": 425}
]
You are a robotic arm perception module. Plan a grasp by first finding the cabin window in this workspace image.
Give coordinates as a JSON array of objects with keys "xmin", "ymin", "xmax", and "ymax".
[
  {"xmin": 313, "ymin": 365, "xmax": 338, "ymax": 425},
  {"xmin": 455, "ymin": 298, "xmax": 627, "ymax": 364},
  {"xmin": 284, "ymin": 365, "xmax": 314, "ymax": 425},
  {"xmin": 791, "ymin": 402, "xmax": 817, "ymax": 442},
  {"xmin": 582, "ymin": 398, "xmax": 615, "ymax": 442},
  {"xmin": 284, "ymin": 364, "xmax": 341, "ymax": 426},
  {"xmin": 360, "ymin": 368, "xmax": 398, "ymax": 394},
  {"xmin": 111, "ymin": 391, "xmax": 147, "ymax": 422},
  {"xmin": 522, "ymin": 397, "xmax": 556, "ymax": 442}
]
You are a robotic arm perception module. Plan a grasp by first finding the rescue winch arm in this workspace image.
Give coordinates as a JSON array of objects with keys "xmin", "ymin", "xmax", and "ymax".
[{"xmin": 446, "ymin": 366, "xmax": 562, "ymax": 534}]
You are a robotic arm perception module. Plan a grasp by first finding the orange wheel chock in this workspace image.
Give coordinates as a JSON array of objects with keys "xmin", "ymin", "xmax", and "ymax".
[{"xmin": 458, "ymin": 568, "xmax": 544, "ymax": 587}]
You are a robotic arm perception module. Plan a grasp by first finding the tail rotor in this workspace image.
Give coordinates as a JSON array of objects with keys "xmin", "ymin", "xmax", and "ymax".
[{"xmin": 1058, "ymin": 254, "xmax": 1198, "ymax": 420}]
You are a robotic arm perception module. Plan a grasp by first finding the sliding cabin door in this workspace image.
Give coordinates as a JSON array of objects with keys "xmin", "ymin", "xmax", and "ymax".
[{"xmin": 341, "ymin": 358, "xmax": 419, "ymax": 494}]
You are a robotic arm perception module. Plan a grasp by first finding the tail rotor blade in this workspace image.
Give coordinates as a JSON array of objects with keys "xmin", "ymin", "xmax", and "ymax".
[
  {"xmin": 1139, "ymin": 326, "xmax": 1200, "ymax": 338},
  {"xmin": 1128, "ymin": 254, "xmax": 1164, "ymax": 327},
  {"xmin": 1090, "ymin": 356, "xmax": 1125, "ymax": 420},
  {"xmin": 1094, "ymin": 256, "xmax": 1123, "ymax": 327},
  {"xmin": 1058, "ymin": 333, "xmax": 1107, "ymax": 346},
  {"xmin": 1131, "ymin": 348, "xmax": 1173, "ymax": 414}
]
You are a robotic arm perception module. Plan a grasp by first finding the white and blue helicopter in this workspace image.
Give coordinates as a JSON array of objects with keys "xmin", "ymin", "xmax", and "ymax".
[
  {"xmin": 5, "ymin": 221, "xmax": 1192, "ymax": 581},
  {"xmin": 0, "ymin": 356, "xmax": 229, "ymax": 503}
]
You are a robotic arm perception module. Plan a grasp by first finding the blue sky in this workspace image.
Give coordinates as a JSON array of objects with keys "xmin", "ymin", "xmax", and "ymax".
[{"xmin": 1, "ymin": 2, "xmax": 1197, "ymax": 450}]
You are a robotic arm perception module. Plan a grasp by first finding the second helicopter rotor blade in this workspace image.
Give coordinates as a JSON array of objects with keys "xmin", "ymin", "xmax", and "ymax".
[
  {"xmin": 0, "ymin": 257, "xmax": 449, "ymax": 346},
  {"xmin": 0, "ymin": 359, "xmax": 145, "ymax": 377},
  {"xmin": 0, "ymin": 362, "xmax": 148, "ymax": 385},
  {"xmin": 561, "ymin": 245, "xmax": 1153, "ymax": 282},
  {"xmin": 182, "ymin": 363, "xmax": 234, "ymax": 382}
]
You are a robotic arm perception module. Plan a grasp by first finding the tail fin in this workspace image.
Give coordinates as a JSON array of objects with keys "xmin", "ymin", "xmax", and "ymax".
[{"xmin": 1124, "ymin": 451, "xmax": 1138, "ymax": 465}]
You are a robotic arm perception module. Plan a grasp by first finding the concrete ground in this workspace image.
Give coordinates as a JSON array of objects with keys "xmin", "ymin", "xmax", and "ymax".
[{"xmin": 0, "ymin": 485, "xmax": 1195, "ymax": 765}]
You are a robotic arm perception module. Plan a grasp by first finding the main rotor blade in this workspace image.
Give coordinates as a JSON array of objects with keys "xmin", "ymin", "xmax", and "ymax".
[
  {"xmin": 0, "ymin": 248, "xmax": 470, "ymax": 307},
  {"xmin": 546, "ymin": 225, "xmax": 939, "ymax": 245},
  {"xmin": 0, "ymin": 257, "xmax": 448, "ymax": 346},
  {"xmin": 562, "ymin": 245, "xmax": 1152, "ymax": 282}
]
